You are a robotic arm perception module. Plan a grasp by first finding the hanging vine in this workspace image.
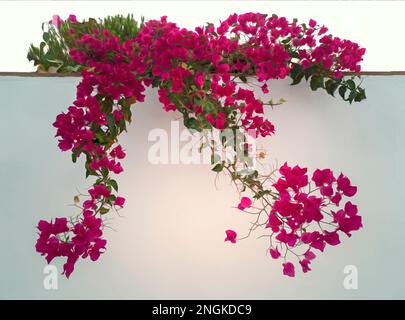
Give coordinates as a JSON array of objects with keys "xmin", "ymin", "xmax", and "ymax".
[{"xmin": 31, "ymin": 13, "xmax": 365, "ymax": 278}]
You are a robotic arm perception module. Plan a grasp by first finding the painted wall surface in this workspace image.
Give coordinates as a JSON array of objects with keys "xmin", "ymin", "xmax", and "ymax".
[
  {"xmin": 0, "ymin": 76, "xmax": 404, "ymax": 299},
  {"xmin": 0, "ymin": 0, "xmax": 404, "ymax": 71}
]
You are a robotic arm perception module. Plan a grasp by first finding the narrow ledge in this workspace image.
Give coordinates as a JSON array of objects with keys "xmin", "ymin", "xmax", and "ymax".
[{"xmin": 1, "ymin": 71, "xmax": 405, "ymax": 77}]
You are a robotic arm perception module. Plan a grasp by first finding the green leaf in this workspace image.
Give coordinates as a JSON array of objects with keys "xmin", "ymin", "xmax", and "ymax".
[
  {"xmin": 100, "ymin": 97, "xmax": 113, "ymax": 114},
  {"xmin": 291, "ymin": 72, "xmax": 304, "ymax": 85},
  {"xmin": 358, "ymin": 87, "xmax": 366, "ymax": 100},
  {"xmin": 289, "ymin": 64, "xmax": 303, "ymax": 85},
  {"xmin": 289, "ymin": 51, "xmax": 299, "ymax": 59},
  {"xmin": 99, "ymin": 207, "xmax": 109, "ymax": 215},
  {"xmin": 354, "ymin": 88, "xmax": 366, "ymax": 102},
  {"xmin": 211, "ymin": 152, "xmax": 221, "ymax": 165},
  {"xmin": 120, "ymin": 99, "xmax": 133, "ymax": 123},
  {"xmin": 109, "ymin": 179, "xmax": 118, "ymax": 192},
  {"xmin": 339, "ymin": 86, "xmax": 347, "ymax": 100},
  {"xmin": 94, "ymin": 130, "xmax": 108, "ymax": 145},
  {"xmin": 42, "ymin": 32, "xmax": 50, "ymax": 42},
  {"xmin": 65, "ymin": 65, "xmax": 82, "ymax": 72},
  {"xmin": 346, "ymin": 79, "xmax": 356, "ymax": 90},
  {"xmin": 212, "ymin": 163, "xmax": 224, "ymax": 173},
  {"xmin": 118, "ymin": 118, "xmax": 127, "ymax": 132},
  {"xmin": 348, "ymin": 91, "xmax": 356, "ymax": 104},
  {"xmin": 101, "ymin": 167, "xmax": 109, "ymax": 178},
  {"xmin": 325, "ymin": 79, "xmax": 339, "ymax": 96},
  {"xmin": 106, "ymin": 113, "xmax": 117, "ymax": 137},
  {"xmin": 304, "ymin": 65, "xmax": 315, "ymax": 80},
  {"xmin": 239, "ymin": 75, "xmax": 247, "ymax": 83},
  {"xmin": 281, "ymin": 37, "xmax": 291, "ymax": 44},
  {"xmin": 310, "ymin": 76, "xmax": 324, "ymax": 91},
  {"xmin": 184, "ymin": 117, "xmax": 201, "ymax": 132},
  {"xmin": 85, "ymin": 167, "xmax": 98, "ymax": 178}
]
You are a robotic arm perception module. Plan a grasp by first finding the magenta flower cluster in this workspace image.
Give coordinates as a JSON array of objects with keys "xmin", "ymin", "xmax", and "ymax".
[
  {"xmin": 229, "ymin": 164, "xmax": 362, "ymax": 276},
  {"xmin": 36, "ymin": 213, "xmax": 105, "ymax": 277},
  {"xmin": 36, "ymin": 13, "xmax": 365, "ymax": 278}
]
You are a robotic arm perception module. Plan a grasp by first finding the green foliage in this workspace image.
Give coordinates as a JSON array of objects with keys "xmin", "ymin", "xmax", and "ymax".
[
  {"xmin": 27, "ymin": 14, "xmax": 144, "ymax": 73},
  {"xmin": 289, "ymin": 62, "xmax": 366, "ymax": 104},
  {"xmin": 106, "ymin": 113, "xmax": 117, "ymax": 137},
  {"xmin": 212, "ymin": 163, "xmax": 224, "ymax": 173},
  {"xmin": 109, "ymin": 179, "xmax": 119, "ymax": 192}
]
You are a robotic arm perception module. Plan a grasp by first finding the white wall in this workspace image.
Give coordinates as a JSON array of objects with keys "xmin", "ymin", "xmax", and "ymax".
[
  {"xmin": 0, "ymin": 0, "xmax": 404, "ymax": 71},
  {"xmin": 0, "ymin": 75, "xmax": 404, "ymax": 298}
]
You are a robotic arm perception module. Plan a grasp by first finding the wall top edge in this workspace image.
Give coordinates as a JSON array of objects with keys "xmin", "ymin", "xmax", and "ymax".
[{"xmin": 1, "ymin": 71, "xmax": 405, "ymax": 77}]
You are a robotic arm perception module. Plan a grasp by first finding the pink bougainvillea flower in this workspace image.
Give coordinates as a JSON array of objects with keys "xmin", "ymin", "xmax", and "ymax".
[
  {"xmin": 36, "ymin": 213, "xmax": 107, "ymax": 278},
  {"xmin": 333, "ymin": 70, "xmax": 344, "ymax": 79},
  {"xmin": 224, "ymin": 230, "xmax": 237, "ymax": 243},
  {"xmin": 37, "ymin": 217, "xmax": 69, "ymax": 236},
  {"xmin": 68, "ymin": 14, "xmax": 78, "ymax": 23},
  {"xmin": 83, "ymin": 200, "xmax": 95, "ymax": 210},
  {"xmin": 301, "ymin": 232, "xmax": 312, "ymax": 244},
  {"xmin": 344, "ymin": 201, "xmax": 358, "ymax": 216},
  {"xmin": 89, "ymin": 185, "xmax": 111, "ymax": 199},
  {"xmin": 63, "ymin": 253, "xmax": 79, "ymax": 278},
  {"xmin": 299, "ymin": 259, "xmax": 311, "ymax": 273},
  {"xmin": 311, "ymin": 236, "xmax": 326, "ymax": 252},
  {"xmin": 108, "ymin": 161, "xmax": 124, "ymax": 174},
  {"xmin": 261, "ymin": 83, "xmax": 269, "ymax": 94},
  {"xmin": 337, "ymin": 173, "xmax": 357, "ymax": 197},
  {"xmin": 163, "ymin": 104, "xmax": 177, "ymax": 112},
  {"xmin": 276, "ymin": 228, "xmax": 299, "ymax": 247},
  {"xmin": 269, "ymin": 247, "xmax": 281, "ymax": 259},
  {"xmin": 266, "ymin": 213, "xmax": 282, "ymax": 232},
  {"xmin": 109, "ymin": 145, "xmax": 126, "ymax": 159},
  {"xmin": 88, "ymin": 238, "xmax": 107, "ymax": 261},
  {"xmin": 312, "ymin": 168, "xmax": 335, "ymax": 196},
  {"xmin": 51, "ymin": 15, "xmax": 62, "ymax": 28},
  {"xmin": 194, "ymin": 72, "xmax": 205, "ymax": 88},
  {"xmin": 215, "ymin": 113, "xmax": 225, "ymax": 130},
  {"xmin": 319, "ymin": 26, "xmax": 328, "ymax": 35},
  {"xmin": 274, "ymin": 162, "xmax": 308, "ymax": 193},
  {"xmin": 206, "ymin": 114, "xmax": 215, "ymax": 126},
  {"xmin": 331, "ymin": 193, "xmax": 342, "ymax": 206},
  {"xmin": 304, "ymin": 250, "xmax": 316, "ymax": 261},
  {"xmin": 114, "ymin": 196, "xmax": 126, "ymax": 207},
  {"xmin": 53, "ymin": 217, "xmax": 69, "ymax": 233},
  {"xmin": 282, "ymin": 262, "xmax": 295, "ymax": 277},
  {"xmin": 37, "ymin": 220, "xmax": 52, "ymax": 234},
  {"xmin": 323, "ymin": 231, "xmax": 341, "ymax": 246},
  {"xmin": 237, "ymin": 197, "xmax": 252, "ymax": 210},
  {"xmin": 112, "ymin": 110, "xmax": 123, "ymax": 122},
  {"xmin": 58, "ymin": 139, "xmax": 72, "ymax": 152},
  {"xmin": 338, "ymin": 215, "xmax": 363, "ymax": 237}
]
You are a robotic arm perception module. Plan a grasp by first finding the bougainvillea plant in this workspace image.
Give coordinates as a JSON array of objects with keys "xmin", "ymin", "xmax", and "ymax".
[{"xmin": 30, "ymin": 13, "xmax": 365, "ymax": 278}]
